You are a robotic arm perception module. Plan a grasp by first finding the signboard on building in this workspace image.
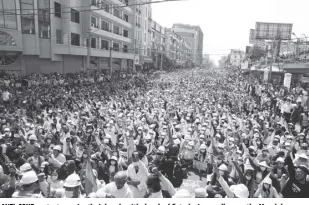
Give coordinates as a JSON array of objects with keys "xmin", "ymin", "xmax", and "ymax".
[
  {"xmin": 255, "ymin": 22, "xmax": 293, "ymax": 40},
  {"xmin": 134, "ymin": 55, "xmax": 140, "ymax": 65}
]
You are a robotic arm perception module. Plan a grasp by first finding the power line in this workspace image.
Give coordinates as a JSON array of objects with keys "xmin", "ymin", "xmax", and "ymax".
[{"xmin": 2, "ymin": 0, "xmax": 185, "ymax": 15}]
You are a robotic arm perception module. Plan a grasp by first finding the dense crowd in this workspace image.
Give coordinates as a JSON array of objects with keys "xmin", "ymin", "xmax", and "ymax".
[{"xmin": 0, "ymin": 66, "xmax": 308, "ymax": 198}]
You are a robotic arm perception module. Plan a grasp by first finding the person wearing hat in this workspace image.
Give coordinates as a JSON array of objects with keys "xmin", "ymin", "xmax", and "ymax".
[
  {"xmin": 213, "ymin": 163, "xmax": 249, "ymax": 198},
  {"xmin": 281, "ymin": 152, "xmax": 309, "ymax": 198},
  {"xmin": 126, "ymin": 151, "xmax": 148, "ymax": 197},
  {"xmin": 253, "ymin": 177, "xmax": 279, "ymax": 198},
  {"xmin": 195, "ymin": 144, "xmax": 207, "ymax": 180},
  {"xmin": 12, "ymin": 171, "xmax": 43, "ymax": 198},
  {"xmin": 270, "ymin": 157, "xmax": 289, "ymax": 193},
  {"xmin": 95, "ymin": 171, "xmax": 132, "ymax": 198},
  {"xmin": 143, "ymin": 167, "xmax": 176, "ymax": 198},
  {"xmin": 48, "ymin": 145, "xmax": 66, "ymax": 169}
]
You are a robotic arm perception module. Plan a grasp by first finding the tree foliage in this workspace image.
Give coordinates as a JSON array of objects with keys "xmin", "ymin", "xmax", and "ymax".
[{"xmin": 248, "ymin": 45, "xmax": 267, "ymax": 62}]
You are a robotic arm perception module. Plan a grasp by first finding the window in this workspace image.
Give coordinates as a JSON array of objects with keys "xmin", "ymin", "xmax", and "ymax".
[
  {"xmin": 38, "ymin": 0, "xmax": 50, "ymax": 39},
  {"xmin": 0, "ymin": 0, "xmax": 17, "ymax": 29},
  {"xmin": 113, "ymin": 42, "xmax": 120, "ymax": 51},
  {"xmin": 54, "ymin": 2, "xmax": 61, "ymax": 18},
  {"xmin": 113, "ymin": 25, "xmax": 120, "ymax": 35},
  {"xmin": 91, "ymin": 37, "xmax": 96, "ymax": 48},
  {"xmin": 91, "ymin": 16, "xmax": 98, "ymax": 28},
  {"xmin": 101, "ymin": 39, "xmax": 109, "ymax": 50},
  {"xmin": 71, "ymin": 9, "xmax": 80, "ymax": 23},
  {"xmin": 20, "ymin": 0, "xmax": 35, "ymax": 34},
  {"xmin": 71, "ymin": 33, "xmax": 80, "ymax": 46},
  {"xmin": 56, "ymin": 29, "xmax": 62, "ymax": 44},
  {"xmin": 91, "ymin": 0, "xmax": 97, "ymax": 6},
  {"xmin": 113, "ymin": 8, "xmax": 120, "ymax": 18},
  {"xmin": 123, "ymin": 29, "xmax": 128, "ymax": 38},
  {"xmin": 101, "ymin": 20, "xmax": 109, "ymax": 31},
  {"xmin": 123, "ymin": 14, "xmax": 128, "ymax": 22},
  {"xmin": 123, "ymin": 45, "xmax": 128, "ymax": 53},
  {"xmin": 100, "ymin": 1, "xmax": 109, "ymax": 13}
]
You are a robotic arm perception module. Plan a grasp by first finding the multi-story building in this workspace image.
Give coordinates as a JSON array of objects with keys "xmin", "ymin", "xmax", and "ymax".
[
  {"xmin": 165, "ymin": 28, "xmax": 192, "ymax": 68},
  {"xmin": 228, "ymin": 49, "xmax": 244, "ymax": 67},
  {"xmin": 151, "ymin": 20, "xmax": 165, "ymax": 69},
  {"xmin": 172, "ymin": 23, "xmax": 203, "ymax": 66},
  {"xmin": 0, "ymin": 0, "xmax": 135, "ymax": 75},
  {"xmin": 132, "ymin": 0, "xmax": 152, "ymax": 70}
]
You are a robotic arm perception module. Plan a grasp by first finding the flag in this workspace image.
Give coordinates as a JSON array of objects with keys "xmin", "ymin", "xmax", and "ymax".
[{"xmin": 84, "ymin": 160, "xmax": 98, "ymax": 196}]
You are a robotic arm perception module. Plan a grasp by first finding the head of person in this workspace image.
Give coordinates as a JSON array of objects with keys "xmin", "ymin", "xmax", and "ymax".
[
  {"xmin": 53, "ymin": 145, "xmax": 62, "ymax": 157},
  {"xmin": 114, "ymin": 171, "xmax": 128, "ymax": 189},
  {"xmin": 63, "ymin": 173, "xmax": 81, "ymax": 198},
  {"xmin": 276, "ymin": 157, "xmax": 285, "ymax": 168},
  {"xmin": 262, "ymin": 178, "xmax": 272, "ymax": 190},
  {"xmin": 19, "ymin": 171, "xmax": 40, "ymax": 193},
  {"xmin": 51, "ymin": 169, "xmax": 59, "ymax": 181},
  {"xmin": 146, "ymin": 174, "xmax": 161, "ymax": 193},
  {"xmin": 244, "ymin": 168, "xmax": 254, "ymax": 181},
  {"xmin": 295, "ymin": 165, "xmax": 309, "ymax": 182},
  {"xmin": 230, "ymin": 184, "xmax": 249, "ymax": 198},
  {"xmin": 195, "ymin": 188, "xmax": 207, "ymax": 198}
]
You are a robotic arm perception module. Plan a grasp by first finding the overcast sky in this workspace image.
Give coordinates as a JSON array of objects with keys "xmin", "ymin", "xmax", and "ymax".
[{"xmin": 152, "ymin": 0, "xmax": 309, "ymax": 64}]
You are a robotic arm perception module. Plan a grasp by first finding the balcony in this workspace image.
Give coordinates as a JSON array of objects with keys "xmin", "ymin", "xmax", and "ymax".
[
  {"xmin": 91, "ymin": 48, "xmax": 134, "ymax": 59},
  {"xmin": 105, "ymin": 0, "xmax": 132, "ymax": 13},
  {"xmin": 91, "ymin": 27, "xmax": 132, "ymax": 44},
  {"xmin": 91, "ymin": 6, "xmax": 132, "ymax": 28}
]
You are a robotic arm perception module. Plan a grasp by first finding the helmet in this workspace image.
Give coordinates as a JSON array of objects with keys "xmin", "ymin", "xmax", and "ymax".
[
  {"xmin": 200, "ymin": 144, "xmax": 207, "ymax": 150},
  {"xmin": 218, "ymin": 164, "xmax": 228, "ymax": 172},
  {"xmin": 64, "ymin": 173, "xmax": 81, "ymax": 188},
  {"xmin": 53, "ymin": 145, "xmax": 62, "ymax": 151},
  {"xmin": 230, "ymin": 184, "xmax": 249, "ymax": 198},
  {"xmin": 29, "ymin": 135, "xmax": 37, "ymax": 141},
  {"xmin": 20, "ymin": 171, "xmax": 38, "ymax": 185}
]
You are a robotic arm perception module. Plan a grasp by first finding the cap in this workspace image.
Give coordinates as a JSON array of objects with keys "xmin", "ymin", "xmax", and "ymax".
[
  {"xmin": 158, "ymin": 146, "xmax": 165, "ymax": 152},
  {"xmin": 258, "ymin": 161, "xmax": 270, "ymax": 169},
  {"xmin": 263, "ymin": 177, "xmax": 272, "ymax": 185},
  {"xmin": 29, "ymin": 135, "xmax": 37, "ymax": 141},
  {"xmin": 276, "ymin": 157, "xmax": 285, "ymax": 163},
  {"xmin": 200, "ymin": 144, "xmax": 207, "ymax": 150}
]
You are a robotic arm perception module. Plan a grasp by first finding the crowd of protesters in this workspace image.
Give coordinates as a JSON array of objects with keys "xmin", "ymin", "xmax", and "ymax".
[{"xmin": 0, "ymin": 65, "xmax": 308, "ymax": 198}]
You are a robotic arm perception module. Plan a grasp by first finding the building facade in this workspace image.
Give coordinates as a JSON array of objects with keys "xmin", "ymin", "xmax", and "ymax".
[
  {"xmin": 228, "ymin": 49, "xmax": 244, "ymax": 67},
  {"xmin": 165, "ymin": 28, "xmax": 192, "ymax": 68},
  {"xmin": 172, "ymin": 23, "xmax": 203, "ymax": 66},
  {"xmin": 132, "ymin": 0, "xmax": 152, "ymax": 70},
  {"xmin": 151, "ymin": 20, "xmax": 165, "ymax": 69},
  {"xmin": 0, "ymin": 0, "xmax": 135, "ymax": 75}
]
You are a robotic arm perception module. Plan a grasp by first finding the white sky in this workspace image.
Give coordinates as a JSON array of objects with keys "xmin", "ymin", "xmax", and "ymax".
[{"xmin": 152, "ymin": 0, "xmax": 309, "ymax": 64}]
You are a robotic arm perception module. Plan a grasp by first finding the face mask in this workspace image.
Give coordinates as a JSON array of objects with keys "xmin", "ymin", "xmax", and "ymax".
[
  {"xmin": 200, "ymin": 149, "xmax": 206, "ymax": 153},
  {"xmin": 83, "ymin": 154, "xmax": 88, "ymax": 158},
  {"xmin": 187, "ymin": 146, "xmax": 193, "ymax": 150},
  {"xmin": 110, "ymin": 161, "xmax": 116, "ymax": 165},
  {"xmin": 65, "ymin": 190, "xmax": 74, "ymax": 198},
  {"xmin": 51, "ymin": 175, "xmax": 58, "ymax": 181},
  {"xmin": 245, "ymin": 175, "xmax": 251, "ymax": 180},
  {"xmin": 260, "ymin": 167, "xmax": 266, "ymax": 171}
]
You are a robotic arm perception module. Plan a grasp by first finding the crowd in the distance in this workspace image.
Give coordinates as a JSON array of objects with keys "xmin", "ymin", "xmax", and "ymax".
[{"xmin": 0, "ymin": 66, "xmax": 308, "ymax": 198}]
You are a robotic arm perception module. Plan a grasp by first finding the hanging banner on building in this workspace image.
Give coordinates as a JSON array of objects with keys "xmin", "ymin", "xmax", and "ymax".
[{"xmin": 284, "ymin": 73, "xmax": 292, "ymax": 89}]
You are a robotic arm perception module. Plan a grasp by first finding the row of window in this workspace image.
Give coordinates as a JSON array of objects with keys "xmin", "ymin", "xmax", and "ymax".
[
  {"xmin": 91, "ymin": 0, "xmax": 129, "ymax": 23},
  {"xmin": 69, "ymin": 32, "xmax": 128, "ymax": 52},
  {"xmin": 91, "ymin": 16, "xmax": 129, "ymax": 38}
]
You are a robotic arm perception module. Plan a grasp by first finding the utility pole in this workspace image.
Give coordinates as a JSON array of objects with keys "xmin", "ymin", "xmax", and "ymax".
[
  {"xmin": 86, "ymin": 31, "xmax": 91, "ymax": 71},
  {"xmin": 109, "ymin": 47, "xmax": 113, "ymax": 77},
  {"xmin": 160, "ymin": 53, "xmax": 163, "ymax": 70},
  {"xmin": 132, "ymin": 0, "xmax": 137, "ymax": 73},
  {"xmin": 268, "ymin": 36, "xmax": 277, "ymax": 83}
]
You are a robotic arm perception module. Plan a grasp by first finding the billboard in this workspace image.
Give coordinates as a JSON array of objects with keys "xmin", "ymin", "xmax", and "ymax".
[{"xmin": 255, "ymin": 22, "xmax": 293, "ymax": 40}]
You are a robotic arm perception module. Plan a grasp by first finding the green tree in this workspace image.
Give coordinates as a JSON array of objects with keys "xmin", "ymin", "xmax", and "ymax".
[{"xmin": 248, "ymin": 45, "xmax": 266, "ymax": 62}]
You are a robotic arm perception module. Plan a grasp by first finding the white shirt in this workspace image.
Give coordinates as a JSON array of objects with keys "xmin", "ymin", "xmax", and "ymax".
[
  {"xmin": 2, "ymin": 91, "xmax": 9, "ymax": 101},
  {"xmin": 126, "ymin": 160, "xmax": 148, "ymax": 198},
  {"xmin": 96, "ymin": 182, "xmax": 133, "ymax": 198}
]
